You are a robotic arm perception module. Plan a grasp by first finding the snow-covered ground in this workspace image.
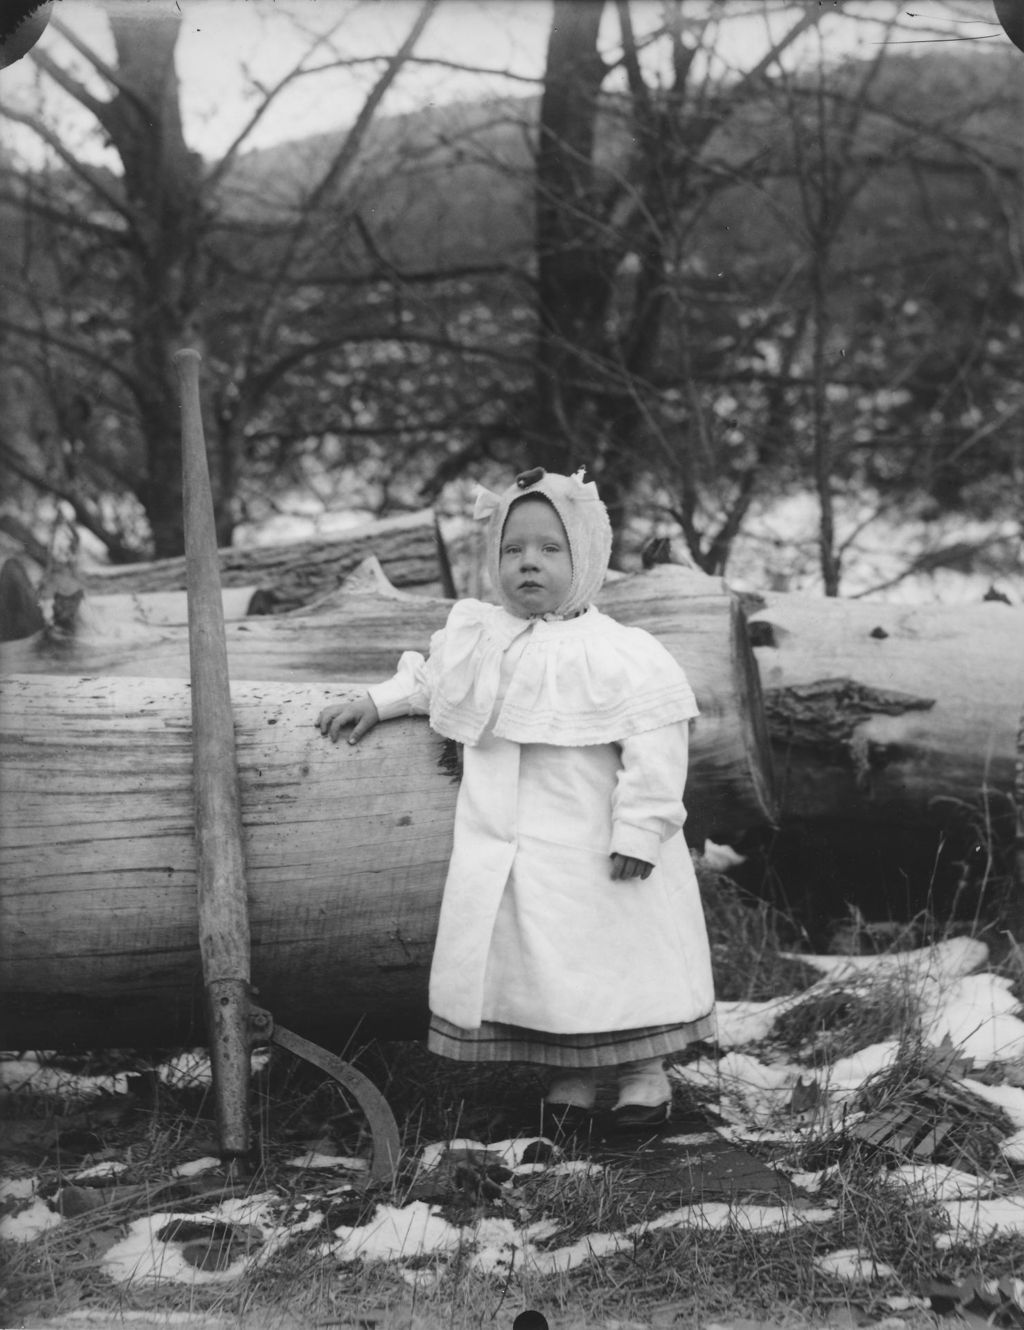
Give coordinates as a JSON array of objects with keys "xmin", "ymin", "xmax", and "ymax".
[{"xmin": 4, "ymin": 939, "xmax": 1023, "ymax": 1295}]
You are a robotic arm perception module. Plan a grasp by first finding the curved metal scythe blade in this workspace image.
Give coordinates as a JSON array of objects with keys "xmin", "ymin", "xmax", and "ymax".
[
  {"xmin": 175, "ymin": 347, "xmax": 401, "ymax": 1186},
  {"xmin": 269, "ymin": 1023, "xmax": 402, "ymax": 1184}
]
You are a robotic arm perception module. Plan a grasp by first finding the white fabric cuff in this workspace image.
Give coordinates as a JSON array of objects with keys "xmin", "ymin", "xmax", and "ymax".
[
  {"xmin": 610, "ymin": 822, "xmax": 662, "ymax": 866},
  {"xmin": 367, "ymin": 676, "xmax": 414, "ymax": 721}
]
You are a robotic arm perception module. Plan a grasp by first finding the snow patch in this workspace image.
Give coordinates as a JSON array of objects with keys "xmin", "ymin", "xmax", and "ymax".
[
  {"xmin": 286, "ymin": 1151, "xmax": 369, "ymax": 1171},
  {"xmin": 640, "ymin": 1202, "xmax": 835, "ymax": 1233},
  {"xmin": 883, "ymin": 1163, "xmax": 995, "ymax": 1202},
  {"xmin": 102, "ymin": 1193, "xmax": 321, "ymax": 1286},
  {"xmin": 330, "ymin": 1201, "xmax": 463, "ymax": 1262},
  {"xmin": 172, "ymin": 1156, "xmax": 221, "ymax": 1179},
  {"xmin": 935, "ymin": 1195, "xmax": 1024, "ymax": 1248},
  {"xmin": 815, "ymin": 1247, "xmax": 895, "ymax": 1281},
  {"xmin": 72, "ymin": 1160, "xmax": 129, "ymax": 1182},
  {"xmin": 0, "ymin": 1194, "xmax": 63, "ymax": 1243}
]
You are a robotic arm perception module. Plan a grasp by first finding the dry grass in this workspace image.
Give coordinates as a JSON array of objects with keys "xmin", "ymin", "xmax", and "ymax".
[
  {"xmin": 4, "ymin": 863, "xmax": 1023, "ymax": 1329},
  {"xmin": 697, "ymin": 865, "xmax": 820, "ymax": 1003},
  {"xmin": 7, "ymin": 1036, "xmax": 1019, "ymax": 1330}
]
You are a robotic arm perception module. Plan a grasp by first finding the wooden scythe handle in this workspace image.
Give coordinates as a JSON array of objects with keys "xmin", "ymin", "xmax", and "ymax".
[{"xmin": 175, "ymin": 347, "xmax": 253, "ymax": 1166}]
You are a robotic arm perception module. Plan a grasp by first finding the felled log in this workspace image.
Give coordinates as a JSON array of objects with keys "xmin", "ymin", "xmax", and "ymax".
[
  {"xmin": 73, "ymin": 586, "xmax": 261, "ymax": 628},
  {"xmin": 0, "ymin": 564, "xmax": 774, "ymax": 841},
  {"xmin": 0, "ymin": 586, "xmax": 772, "ymax": 1047},
  {"xmin": 77, "ymin": 509, "xmax": 455, "ymax": 608},
  {"xmin": 0, "ymin": 601, "xmax": 766, "ymax": 1048},
  {"xmin": 749, "ymin": 592, "xmax": 1023, "ymax": 823},
  {"xmin": 0, "ymin": 676, "xmax": 450, "ymax": 1049}
]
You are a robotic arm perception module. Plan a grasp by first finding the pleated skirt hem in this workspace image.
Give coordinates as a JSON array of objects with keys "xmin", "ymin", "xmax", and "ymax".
[{"xmin": 427, "ymin": 1011, "xmax": 716, "ymax": 1067}]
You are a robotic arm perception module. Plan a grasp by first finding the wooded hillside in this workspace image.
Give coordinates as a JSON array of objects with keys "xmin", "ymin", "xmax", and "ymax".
[{"xmin": 2, "ymin": 8, "xmax": 1020, "ymax": 599}]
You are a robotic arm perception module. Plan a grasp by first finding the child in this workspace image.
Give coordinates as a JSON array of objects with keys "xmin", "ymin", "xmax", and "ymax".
[{"xmin": 317, "ymin": 467, "xmax": 715, "ymax": 1133}]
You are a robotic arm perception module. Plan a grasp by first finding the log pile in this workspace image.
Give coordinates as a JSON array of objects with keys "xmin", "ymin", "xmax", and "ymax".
[
  {"xmin": 0, "ymin": 563, "xmax": 775, "ymax": 838},
  {"xmin": 0, "ymin": 563, "xmax": 773, "ymax": 1049},
  {"xmin": 5, "ymin": 556, "xmax": 1021, "ymax": 829},
  {"xmin": 2, "ymin": 506, "xmax": 1022, "ymax": 1050}
]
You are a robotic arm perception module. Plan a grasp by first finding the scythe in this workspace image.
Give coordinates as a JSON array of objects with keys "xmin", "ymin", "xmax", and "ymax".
[{"xmin": 174, "ymin": 347, "xmax": 400, "ymax": 1182}]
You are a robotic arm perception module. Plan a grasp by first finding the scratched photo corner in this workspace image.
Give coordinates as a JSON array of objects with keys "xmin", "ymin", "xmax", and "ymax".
[{"xmin": 1, "ymin": 2, "xmax": 1023, "ymax": 1329}]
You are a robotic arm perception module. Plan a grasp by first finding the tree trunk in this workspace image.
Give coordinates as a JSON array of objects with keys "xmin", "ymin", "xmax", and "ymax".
[
  {"xmin": 533, "ymin": 0, "xmax": 610, "ymax": 476},
  {"xmin": 76, "ymin": 510, "xmax": 453, "ymax": 607},
  {"xmin": 0, "ymin": 514, "xmax": 452, "ymax": 645},
  {"xmin": 0, "ymin": 569, "xmax": 773, "ymax": 1049},
  {"xmin": 101, "ymin": 13, "xmax": 210, "ymax": 558},
  {"xmin": 0, "ymin": 564, "xmax": 774, "ymax": 836},
  {"xmin": 749, "ymin": 592, "xmax": 1023, "ymax": 824},
  {"xmin": 0, "ymin": 675, "xmax": 448, "ymax": 1049}
]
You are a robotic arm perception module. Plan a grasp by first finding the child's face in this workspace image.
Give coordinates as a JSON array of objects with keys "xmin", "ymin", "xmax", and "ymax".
[{"xmin": 498, "ymin": 497, "xmax": 573, "ymax": 617}]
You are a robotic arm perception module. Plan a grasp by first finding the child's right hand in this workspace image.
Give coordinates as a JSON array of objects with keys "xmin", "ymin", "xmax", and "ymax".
[{"xmin": 317, "ymin": 692, "xmax": 380, "ymax": 744}]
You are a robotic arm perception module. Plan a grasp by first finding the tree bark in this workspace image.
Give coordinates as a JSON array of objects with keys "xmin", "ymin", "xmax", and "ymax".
[
  {"xmin": 749, "ymin": 592, "xmax": 1023, "ymax": 825},
  {"xmin": 0, "ymin": 675, "xmax": 448, "ymax": 1049},
  {"xmin": 533, "ymin": 0, "xmax": 610, "ymax": 476},
  {"xmin": 0, "ymin": 558, "xmax": 45, "ymax": 641},
  {"xmin": 7, "ymin": 561, "xmax": 1019, "ymax": 832},
  {"xmin": 0, "ymin": 564, "xmax": 773, "ymax": 835},
  {"xmin": 0, "ymin": 514, "xmax": 452, "ymax": 645},
  {"xmin": 100, "ymin": 13, "xmax": 209, "ymax": 556},
  {"xmin": 0, "ymin": 569, "xmax": 773, "ymax": 1049},
  {"xmin": 75, "ymin": 510, "xmax": 453, "ymax": 607}
]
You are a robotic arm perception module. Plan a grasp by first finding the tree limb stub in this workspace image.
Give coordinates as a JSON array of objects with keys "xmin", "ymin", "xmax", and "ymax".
[
  {"xmin": 751, "ymin": 593, "xmax": 1021, "ymax": 822},
  {"xmin": 765, "ymin": 678, "xmax": 935, "ymax": 763}
]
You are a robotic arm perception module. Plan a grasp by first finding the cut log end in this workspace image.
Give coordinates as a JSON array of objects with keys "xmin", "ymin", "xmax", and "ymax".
[{"xmin": 0, "ymin": 557, "xmax": 44, "ymax": 642}]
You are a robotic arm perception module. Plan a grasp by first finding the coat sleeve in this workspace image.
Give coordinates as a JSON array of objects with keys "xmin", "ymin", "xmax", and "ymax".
[
  {"xmin": 366, "ymin": 629, "xmax": 445, "ymax": 720},
  {"xmin": 609, "ymin": 721, "xmax": 690, "ymax": 865}
]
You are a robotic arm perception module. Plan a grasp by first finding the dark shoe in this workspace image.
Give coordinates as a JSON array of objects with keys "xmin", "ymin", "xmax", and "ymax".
[
  {"xmin": 541, "ymin": 1102, "xmax": 593, "ymax": 1139},
  {"xmin": 609, "ymin": 1101, "xmax": 670, "ymax": 1132}
]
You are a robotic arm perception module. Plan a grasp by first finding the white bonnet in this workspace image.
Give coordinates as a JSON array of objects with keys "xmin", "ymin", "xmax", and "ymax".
[{"xmin": 474, "ymin": 466, "xmax": 613, "ymax": 617}]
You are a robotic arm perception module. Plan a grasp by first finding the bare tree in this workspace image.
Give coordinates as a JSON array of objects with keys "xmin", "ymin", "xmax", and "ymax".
[
  {"xmin": 2, "ymin": 0, "xmax": 1018, "ymax": 589},
  {"xmin": 530, "ymin": 0, "xmax": 831, "ymax": 558},
  {"xmin": 528, "ymin": 0, "xmax": 1021, "ymax": 584},
  {"xmin": 0, "ymin": 1, "xmax": 439, "ymax": 558}
]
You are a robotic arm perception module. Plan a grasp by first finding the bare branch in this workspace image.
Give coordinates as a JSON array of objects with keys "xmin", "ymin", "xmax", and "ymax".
[
  {"xmin": 305, "ymin": 0, "xmax": 441, "ymax": 216},
  {"xmin": 206, "ymin": 15, "xmax": 358, "ymax": 190},
  {"xmin": 0, "ymin": 104, "xmax": 133, "ymax": 224},
  {"xmin": 45, "ymin": 14, "xmax": 148, "ymax": 111},
  {"xmin": 733, "ymin": 4, "xmax": 831, "ymax": 94},
  {"xmin": 246, "ymin": 324, "xmax": 532, "ymax": 409},
  {"xmin": 853, "ymin": 537, "xmax": 1020, "ymax": 599},
  {"xmin": 615, "ymin": 1, "xmax": 653, "ymax": 113},
  {"xmin": 0, "ymin": 317, "xmax": 139, "ymax": 397},
  {"xmin": 300, "ymin": 50, "xmax": 542, "ymax": 85},
  {"xmin": 27, "ymin": 46, "xmax": 108, "ymax": 120},
  {"xmin": 0, "ymin": 187, "xmax": 126, "ymax": 242},
  {"xmin": 0, "ymin": 444, "xmax": 140, "ymax": 563},
  {"xmin": 238, "ymin": 0, "xmax": 441, "ymax": 381}
]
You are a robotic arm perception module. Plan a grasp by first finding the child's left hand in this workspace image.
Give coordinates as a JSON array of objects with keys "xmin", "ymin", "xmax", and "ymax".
[{"xmin": 610, "ymin": 853, "xmax": 653, "ymax": 881}]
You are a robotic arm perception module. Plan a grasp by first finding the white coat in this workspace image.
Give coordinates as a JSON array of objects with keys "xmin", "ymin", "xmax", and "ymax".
[{"xmin": 368, "ymin": 600, "xmax": 715, "ymax": 1035}]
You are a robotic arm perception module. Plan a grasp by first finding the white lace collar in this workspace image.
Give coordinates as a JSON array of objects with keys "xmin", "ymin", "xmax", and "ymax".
[{"xmin": 428, "ymin": 600, "xmax": 698, "ymax": 747}]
